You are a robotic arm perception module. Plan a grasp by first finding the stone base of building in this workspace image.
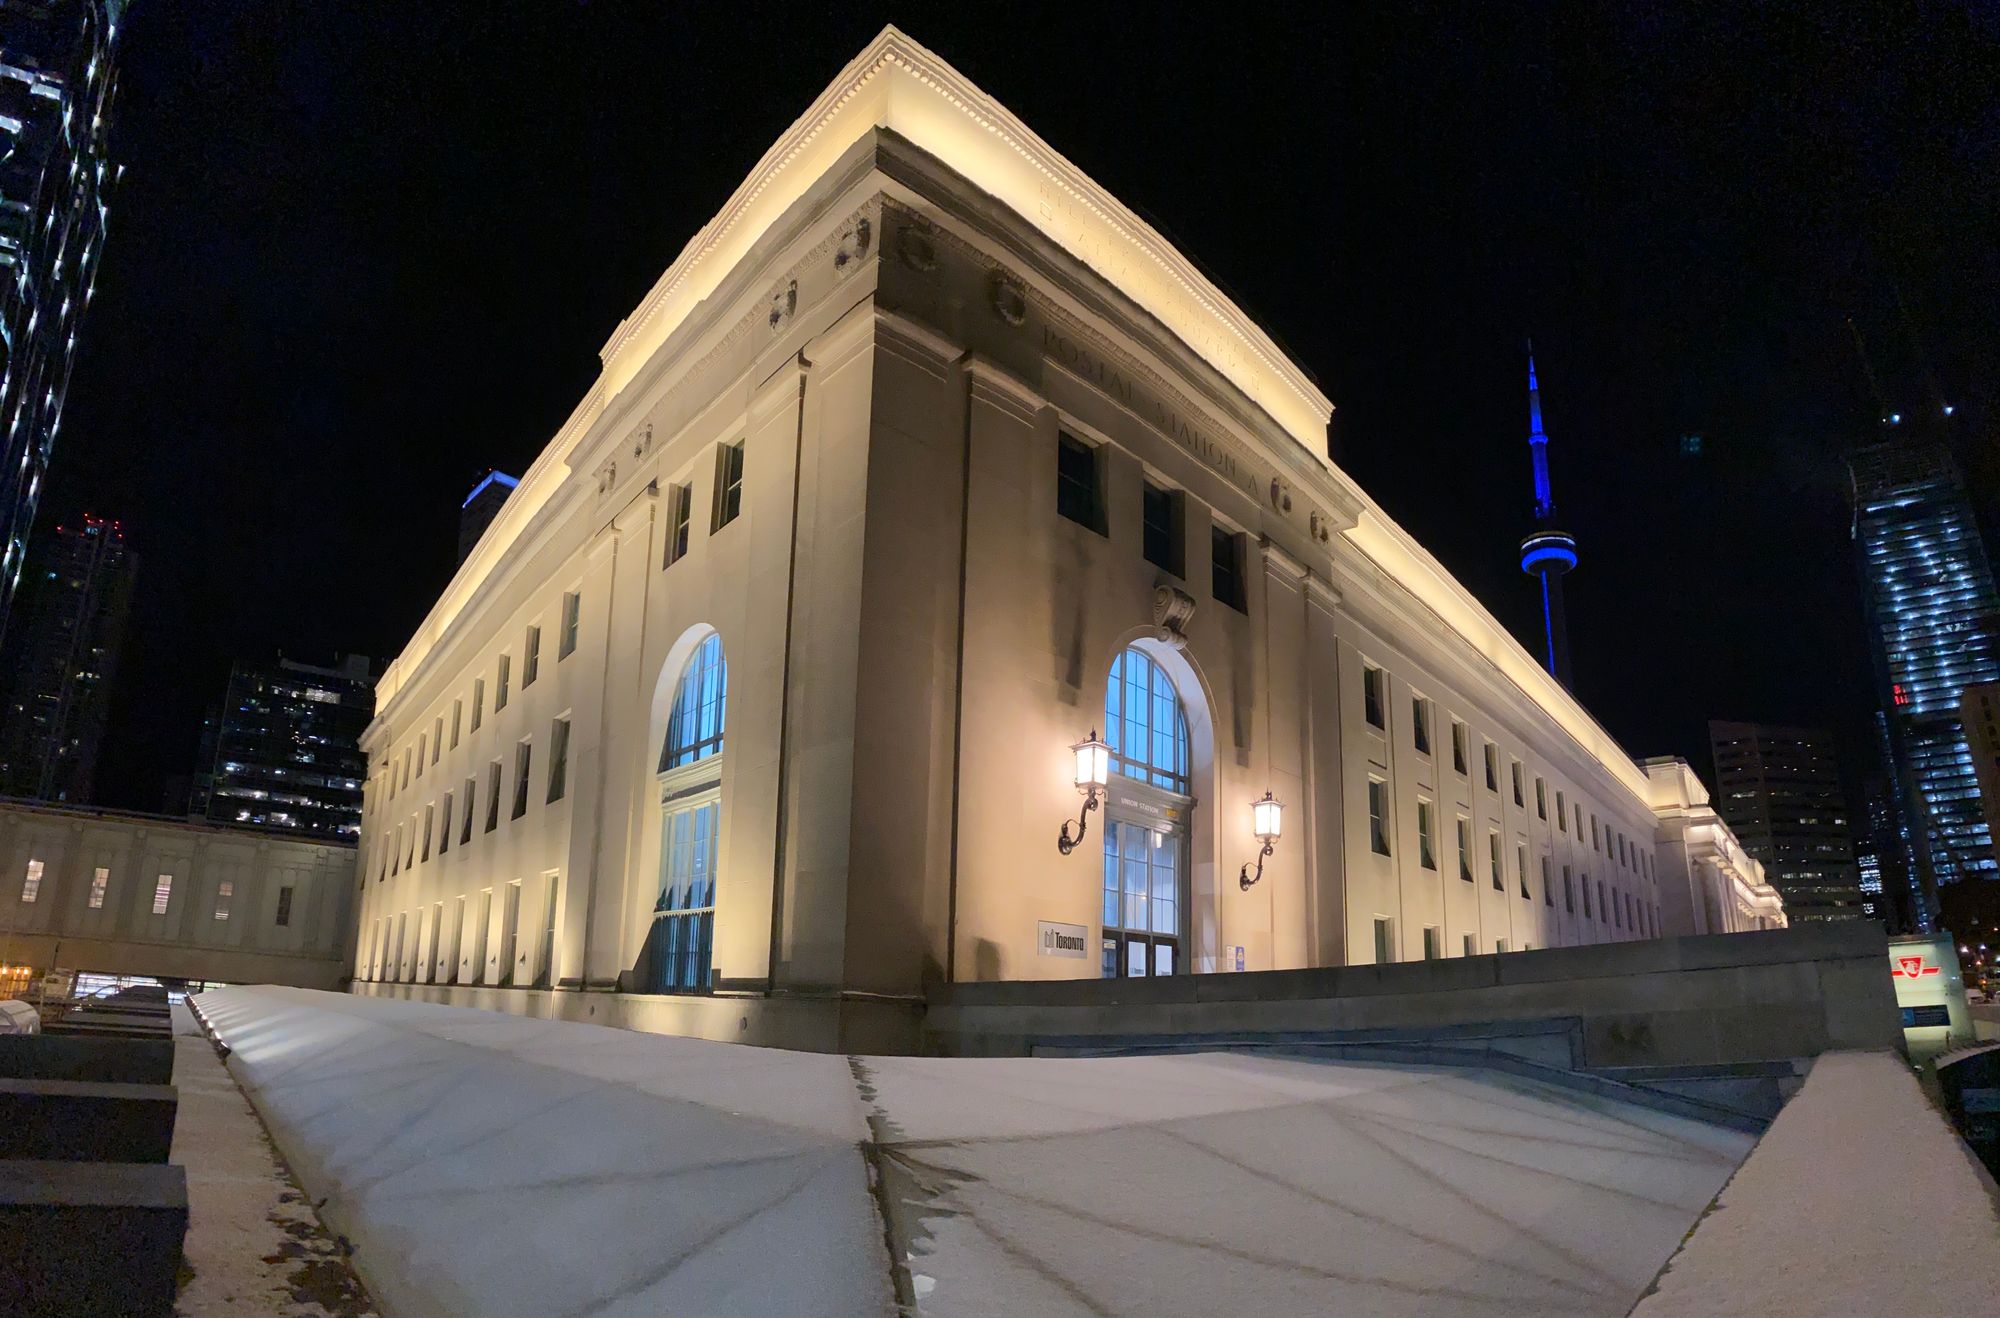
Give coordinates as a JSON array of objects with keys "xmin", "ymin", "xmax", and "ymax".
[{"xmin": 347, "ymin": 979, "xmax": 923, "ymax": 1054}]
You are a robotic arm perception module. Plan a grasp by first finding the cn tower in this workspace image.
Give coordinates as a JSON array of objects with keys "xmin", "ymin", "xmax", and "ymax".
[{"xmin": 1518, "ymin": 342, "xmax": 1578, "ymax": 688}]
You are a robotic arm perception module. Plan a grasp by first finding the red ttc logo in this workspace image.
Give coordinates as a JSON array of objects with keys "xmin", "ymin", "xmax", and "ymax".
[{"xmin": 1891, "ymin": 956, "xmax": 1940, "ymax": 979}]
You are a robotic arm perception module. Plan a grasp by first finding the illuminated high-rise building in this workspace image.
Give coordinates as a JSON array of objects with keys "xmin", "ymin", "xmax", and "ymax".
[
  {"xmin": 0, "ymin": 1, "xmax": 124, "ymax": 639},
  {"xmin": 1707, "ymin": 721, "xmax": 1869, "ymax": 923},
  {"xmin": 458, "ymin": 469, "xmax": 517, "ymax": 564},
  {"xmin": 1848, "ymin": 441, "xmax": 2000, "ymax": 927},
  {"xmin": 1517, "ymin": 344, "xmax": 1578, "ymax": 687},
  {"xmin": 188, "ymin": 654, "xmax": 375, "ymax": 839}
]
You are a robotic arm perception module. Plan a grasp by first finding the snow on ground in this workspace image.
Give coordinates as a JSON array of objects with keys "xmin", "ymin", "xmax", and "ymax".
[
  {"xmin": 169, "ymin": 1002, "xmax": 376, "ymax": 1316},
  {"xmin": 1634, "ymin": 1049, "xmax": 2000, "ymax": 1317},
  {"xmin": 200, "ymin": 986, "xmax": 1757, "ymax": 1318}
]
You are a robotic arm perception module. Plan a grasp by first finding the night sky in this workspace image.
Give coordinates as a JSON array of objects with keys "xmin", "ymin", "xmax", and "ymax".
[{"xmin": 44, "ymin": 3, "xmax": 2000, "ymax": 812}]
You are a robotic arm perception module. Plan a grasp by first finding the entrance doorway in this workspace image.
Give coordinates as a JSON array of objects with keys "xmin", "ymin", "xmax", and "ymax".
[{"xmin": 1099, "ymin": 647, "xmax": 1193, "ymax": 979}]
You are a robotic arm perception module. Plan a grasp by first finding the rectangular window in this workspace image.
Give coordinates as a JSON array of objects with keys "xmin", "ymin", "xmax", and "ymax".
[
  {"xmin": 1463, "ymin": 933, "xmax": 1476, "ymax": 958},
  {"xmin": 391, "ymin": 824, "xmax": 402, "ymax": 876},
  {"xmin": 1367, "ymin": 777, "xmax": 1391, "ymax": 856},
  {"xmin": 214, "ymin": 881, "xmax": 233, "ymax": 921},
  {"xmin": 1541, "ymin": 856, "xmax": 1553, "ymax": 905},
  {"xmin": 1451, "ymin": 719, "xmax": 1468, "ymax": 775},
  {"xmin": 1484, "ymin": 743, "xmax": 1498, "ymax": 792},
  {"xmin": 439, "ymin": 793, "xmax": 453, "ymax": 855},
  {"xmin": 1591, "ymin": 815, "xmax": 1600, "ymax": 851},
  {"xmin": 1564, "ymin": 865, "xmax": 1575, "ymax": 913},
  {"xmin": 485, "ymin": 762, "xmax": 502, "ymax": 833},
  {"xmin": 1411, "ymin": 698, "xmax": 1431, "ymax": 755},
  {"xmin": 19, "ymin": 859, "xmax": 41, "ymax": 903},
  {"xmin": 547, "ymin": 717, "xmax": 570, "ymax": 803},
  {"xmin": 712, "ymin": 439, "xmax": 746, "ymax": 531},
  {"xmin": 88, "ymin": 867, "xmax": 108, "ymax": 909},
  {"xmin": 1496, "ymin": 939, "xmax": 1508, "ymax": 955},
  {"xmin": 1055, "ymin": 431, "xmax": 1105, "ymax": 533},
  {"xmin": 1613, "ymin": 889, "xmax": 1624, "ymax": 929},
  {"xmin": 275, "ymin": 886, "xmax": 293, "ymax": 927},
  {"xmin": 452, "ymin": 699, "xmax": 463, "ymax": 748},
  {"xmin": 1536, "ymin": 777, "xmax": 1547, "ymax": 819},
  {"xmin": 1511, "ymin": 761, "xmax": 1523, "ymax": 807},
  {"xmin": 152, "ymin": 874, "xmax": 173, "ymax": 916},
  {"xmin": 1598, "ymin": 880, "xmax": 1608, "ymax": 922},
  {"xmin": 523, "ymin": 626, "xmax": 541, "ymax": 688},
  {"xmin": 1457, "ymin": 817, "xmax": 1473, "ymax": 882},
  {"xmin": 1142, "ymin": 481, "xmax": 1181, "ymax": 575},
  {"xmin": 664, "ymin": 482, "xmax": 693, "ymax": 566},
  {"xmin": 1211, "ymin": 526, "xmax": 1247, "ymax": 613},
  {"xmin": 472, "ymin": 679, "xmax": 485, "ymax": 732},
  {"xmin": 559, "ymin": 592, "xmax": 580, "ymax": 659},
  {"xmin": 512, "ymin": 741, "xmax": 532, "ymax": 820},
  {"xmin": 1556, "ymin": 790, "xmax": 1566, "ymax": 830},
  {"xmin": 1373, "ymin": 917, "xmax": 1395, "ymax": 965},
  {"xmin": 415, "ymin": 734, "xmax": 426, "ymax": 778},
  {"xmin": 496, "ymin": 655, "xmax": 511, "ymax": 711},
  {"xmin": 1363, "ymin": 664, "xmax": 1385, "ymax": 729},
  {"xmin": 461, "ymin": 778, "xmax": 477, "ymax": 845},
  {"xmin": 1518, "ymin": 842, "xmax": 1530, "ymax": 899},
  {"xmin": 421, "ymin": 803, "xmax": 434, "ymax": 863},
  {"xmin": 1417, "ymin": 800, "xmax": 1437, "ymax": 870},
  {"xmin": 1489, "ymin": 830, "xmax": 1503, "ymax": 891},
  {"xmin": 1582, "ymin": 874, "xmax": 1593, "ymax": 918},
  {"xmin": 1423, "ymin": 926, "xmax": 1442, "ymax": 961}
]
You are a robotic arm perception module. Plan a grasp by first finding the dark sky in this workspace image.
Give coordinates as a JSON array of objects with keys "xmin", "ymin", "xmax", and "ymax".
[{"xmin": 45, "ymin": 2, "xmax": 2000, "ymax": 811}]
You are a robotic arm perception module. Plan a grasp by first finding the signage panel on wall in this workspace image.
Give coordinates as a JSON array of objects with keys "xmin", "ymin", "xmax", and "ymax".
[{"xmin": 1038, "ymin": 920, "xmax": 1088, "ymax": 958}]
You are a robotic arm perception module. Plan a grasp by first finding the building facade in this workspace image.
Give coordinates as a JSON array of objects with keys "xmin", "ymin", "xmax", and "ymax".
[
  {"xmin": 1848, "ymin": 442, "xmax": 2000, "ymax": 925},
  {"xmin": 0, "ymin": 512, "xmax": 132, "ymax": 800},
  {"xmin": 0, "ymin": 0, "xmax": 122, "ymax": 635},
  {"xmin": 348, "ymin": 28, "xmax": 1780, "ymax": 1049},
  {"xmin": 458, "ymin": 469, "xmax": 518, "ymax": 565},
  {"xmin": 0, "ymin": 797, "xmax": 355, "ymax": 990},
  {"xmin": 1707, "ymin": 721, "xmax": 1870, "ymax": 923},
  {"xmin": 188, "ymin": 654, "xmax": 373, "ymax": 840}
]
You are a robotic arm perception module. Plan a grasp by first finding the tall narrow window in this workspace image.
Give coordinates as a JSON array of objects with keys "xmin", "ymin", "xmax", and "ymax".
[
  {"xmin": 1489, "ymin": 829, "xmax": 1503, "ymax": 891},
  {"xmin": 1411, "ymin": 698, "xmax": 1432, "ymax": 755},
  {"xmin": 1541, "ymin": 856, "xmax": 1553, "ymax": 905},
  {"xmin": 1373, "ymin": 917, "xmax": 1396, "ymax": 965},
  {"xmin": 560, "ymin": 592, "xmax": 581, "ymax": 659},
  {"xmin": 1451, "ymin": 719, "xmax": 1468, "ymax": 774},
  {"xmin": 664, "ymin": 482, "xmax": 693, "ymax": 566},
  {"xmin": 1535, "ymin": 777, "xmax": 1547, "ymax": 819},
  {"xmin": 421, "ymin": 803, "xmax": 434, "ymax": 862},
  {"xmin": 661, "ymin": 635, "xmax": 728, "ymax": 770},
  {"xmin": 152, "ymin": 874, "xmax": 173, "ymax": 916},
  {"xmin": 1457, "ymin": 817, "xmax": 1473, "ymax": 883},
  {"xmin": 496, "ymin": 655, "xmax": 511, "ymax": 711},
  {"xmin": 712, "ymin": 439, "xmax": 746, "ymax": 531},
  {"xmin": 1564, "ymin": 865, "xmax": 1575, "ymax": 913},
  {"xmin": 512, "ymin": 741, "xmax": 532, "ymax": 820},
  {"xmin": 439, "ymin": 793, "xmax": 453, "ymax": 855},
  {"xmin": 1598, "ymin": 879, "xmax": 1609, "ymax": 922},
  {"xmin": 1556, "ymin": 790, "xmax": 1566, "ymax": 829},
  {"xmin": 1210, "ymin": 526, "xmax": 1247, "ymax": 612},
  {"xmin": 1423, "ymin": 927, "xmax": 1442, "ymax": 961},
  {"xmin": 461, "ymin": 778, "xmax": 476, "ymax": 844},
  {"xmin": 415, "ymin": 734, "xmax": 426, "ymax": 778},
  {"xmin": 547, "ymin": 717, "xmax": 571, "ymax": 803},
  {"xmin": 452, "ymin": 699, "xmax": 463, "ymax": 748},
  {"xmin": 1055, "ymin": 431, "xmax": 1104, "ymax": 533},
  {"xmin": 1363, "ymin": 664, "xmax": 1385, "ymax": 729},
  {"xmin": 472, "ymin": 678, "xmax": 485, "ymax": 731},
  {"xmin": 19, "ymin": 859, "xmax": 41, "ymax": 903},
  {"xmin": 1416, "ymin": 800, "xmax": 1437, "ymax": 870},
  {"xmin": 1463, "ymin": 933, "xmax": 1476, "ymax": 958},
  {"xmin": 1582, "ymin": 874, "xmax": 1593, "ymax": 918},
  {"xmin": 523, "ymin": 626, "xmax": 541, "ymax": 688},
  {"xmin": 432, "ymin": 718, "xmax": 443, "ymax": 764},
  {"xmin": 214, "ymin": 881, "xmax": 232, "ymax": 921},
  {"xmin": 1367, "ymin": 777, "xmax": 1391, "ymax": 856},
  {"xmin": 1518, "ymin": 842, "xmax": 1530, "ymax": 899},
  {"xmin": 275, "ymin": 886, "xmax": 293, "ymax": 927},
  {"xmin": 1511, "ymin": 761, "xmax": 1523, "ymax": 807},
  {"xmin": 1142, "ymin": 481, "xmax": 1181, "ymax": 574},
  {"xmin": 87, "ymin": 866, "xmax": 108, "ymax": 909},
  {"xmin": 485, "ymin": 761, "xmax": 502, "ymax": 832},
  {"xmin": 1484, "ymin": 743, "xmax": 1498, "ymax": 792}
]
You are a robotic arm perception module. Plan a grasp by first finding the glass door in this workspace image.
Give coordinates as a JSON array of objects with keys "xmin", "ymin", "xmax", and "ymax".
[
  {"xmin": 649, "ymin": 799, "xmax": 717, "ymax": 992},
  {"xmin": 1101, "ymin": 817, "xmax": 1183, "ymax": 977}
]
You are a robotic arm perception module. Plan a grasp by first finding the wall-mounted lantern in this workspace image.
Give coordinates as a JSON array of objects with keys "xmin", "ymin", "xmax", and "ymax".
[
  {"xmin": 1238, "ymin": 791, "xmax": 1284, "ymax": 890},
  {"xmin": 1057, "ymin": 731, "xmax": 1111, "ymax": 855}
]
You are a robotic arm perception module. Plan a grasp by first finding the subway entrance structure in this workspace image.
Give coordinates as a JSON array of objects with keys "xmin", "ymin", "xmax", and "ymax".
[{"xmin": 350, "ymin": 27, "xmax": 1781, "ymax": 1050}]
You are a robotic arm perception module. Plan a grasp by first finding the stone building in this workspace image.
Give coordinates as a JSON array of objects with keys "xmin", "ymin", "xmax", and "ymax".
[{"xmin": 349, "ymin": 28, "xmax": 1780, "ymax": 1049}]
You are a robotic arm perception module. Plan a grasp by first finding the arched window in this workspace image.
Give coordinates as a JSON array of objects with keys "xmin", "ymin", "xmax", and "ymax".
[
  {"xmin": 660, "ymin": 633, "xmax": 726, "ymax": 771},
  {"xmin": 1105, "ymin": 647, "xmax": 1190, "ymax": 794}
]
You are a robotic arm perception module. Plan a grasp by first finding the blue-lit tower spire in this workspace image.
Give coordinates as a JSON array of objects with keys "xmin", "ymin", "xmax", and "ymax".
[{"xmin": 1518, "ymin": 342, "xmax": 1579, "ymax": 687}]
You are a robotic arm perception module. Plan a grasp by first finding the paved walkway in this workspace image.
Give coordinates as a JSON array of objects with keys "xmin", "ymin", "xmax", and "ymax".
[{"xmin": 170, "ymin": 1002, "xmax": 376, "ymax": 1317}]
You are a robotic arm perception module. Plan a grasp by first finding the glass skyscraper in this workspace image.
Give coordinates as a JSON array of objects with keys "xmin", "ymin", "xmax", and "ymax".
[
  {"xmin": 1849, "ymin": 442, "xmax": 2000, "ymax": 927},
  {"xmin": 188, "ymin": 654, "xmax": 376, "ymax": 839},
  {"xmin": 0, "ymin": 0, "xmax": 124, "ymax": 639}
]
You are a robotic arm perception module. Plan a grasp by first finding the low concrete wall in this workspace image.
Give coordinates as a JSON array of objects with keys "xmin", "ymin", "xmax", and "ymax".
[
  {"xmin": 349, "ymin": 979, "xmax": 923, "ymax": 1053},
  {"xmin": 2, "ymin": 931, "xmax": 347, "ymax": 990},
  {"xmin": 928, "ymin": 924, "xmax": 1901, "ymax": 1067}
]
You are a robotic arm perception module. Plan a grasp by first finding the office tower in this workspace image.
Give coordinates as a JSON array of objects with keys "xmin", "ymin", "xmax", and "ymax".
[
  {"xmin": 0, "ymin": 513, "xmax": 131, "ymax": 800},
  {"xmin": 188, "ymin": 654, "xmax": 374, "ymax": 839},
  {"xmin": 1848, "ymin": 441, "xmax": 2000, "ymax": 927},
  {"xmin": 458, "ymin": 469, "xmax": 517, "ymax": 564},
  {"xmin": 1517, "ymin": 344, "xmax": 1579, "ymax": 688},
  {"xmin": 1707, "ymin": 721, "xmax": 1869, "ymax": 922},
  {"xmin": 0, "ymin": 0, "xmax": 124, "ymax": 637}
]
